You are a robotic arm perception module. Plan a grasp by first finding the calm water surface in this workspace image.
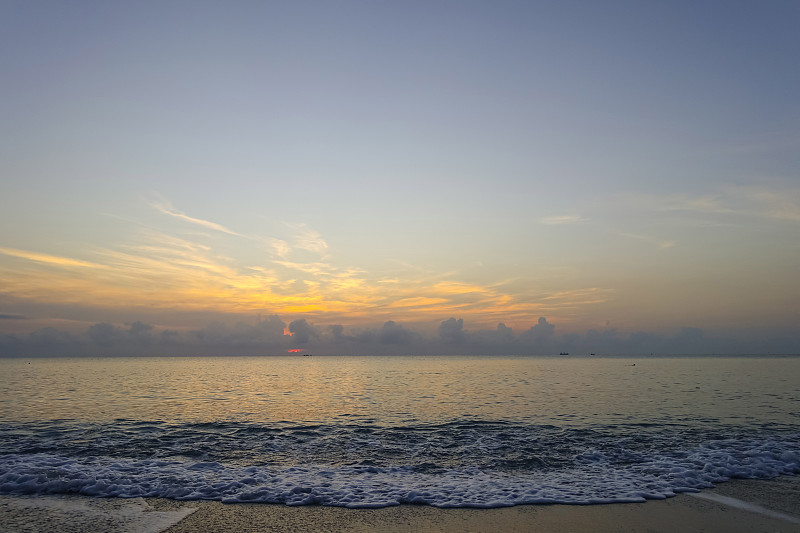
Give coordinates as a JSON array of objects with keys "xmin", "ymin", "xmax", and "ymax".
[{"xmin": 1, "ymin": 356, "xmax": 798, "ymax": 507}]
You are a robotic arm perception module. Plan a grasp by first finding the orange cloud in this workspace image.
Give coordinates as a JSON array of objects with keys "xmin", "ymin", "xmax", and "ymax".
[
  {"xmin": 0, "ymin": 246, "xmax": 104, "ymax": 269},
  {"xmin": 0, "ymin": 223, "xmax": 612, "ymax": 330},
  {"xmin": 387, "ymin": 297, "xmax": 450, "ymax": 308}
]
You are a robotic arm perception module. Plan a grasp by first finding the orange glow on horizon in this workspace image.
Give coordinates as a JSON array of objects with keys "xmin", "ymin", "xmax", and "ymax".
[{"xmin": 287, "ymin": 349, "xmax": 303, "ymax": 353}]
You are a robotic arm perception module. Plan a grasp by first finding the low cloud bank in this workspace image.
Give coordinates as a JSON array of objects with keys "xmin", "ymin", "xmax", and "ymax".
[{"xmin": 1, "ymin": 316, "xmax": 796, "ymax": 357}]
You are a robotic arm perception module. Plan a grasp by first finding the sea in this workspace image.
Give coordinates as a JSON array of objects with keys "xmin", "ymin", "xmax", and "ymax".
[{"xmin": 1, "ymin": 355, "xmax": 798, "ymax": 508}]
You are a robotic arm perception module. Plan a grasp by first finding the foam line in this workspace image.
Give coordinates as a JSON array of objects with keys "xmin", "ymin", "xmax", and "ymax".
[{"xmin": 689, "ymin": 492, "xmax": 800, "ymax": 525}]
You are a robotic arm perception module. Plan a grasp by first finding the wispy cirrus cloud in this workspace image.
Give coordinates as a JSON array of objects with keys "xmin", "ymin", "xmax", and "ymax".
[
  {"xmin": 731, "ymin": 184, "xmax": 800, "ymax": 222},
  {"xmin": 264, "ymin": 223, "xmax": 330, "ymax": 263},
  {"xmin": 387, "ymin": 297, "xmax": 450, "ymax": 309},
  {"xmin": 267, "ymin": 238, "xmax": 291, "ymax": 259},
  {"xmin": 149, "ymin": 195, "xmax": 242, "ymax": 236},
  {"xmin": 0, "ymin": 246, "xmax": 105, "ymax": 269},
  {"xmin": 618, "ymin": 233, "xmax": 676, "ymax": 249},
  {"xmin": 621, "ymin": 182, "xmax": 800, "ymax": 223},
  {"xmin": 539, "ymin": 287, "xmax": 615, "ymax": 306},
  {"xmin": 273, "ymin": 260, "xmax": 332, "ymax": 276},
  {"xmin": 284, "ymin": 222, "xmax": 329, "ymax": 256},
  {"xmin": 540, "ymin": 214, "xmax": 586, "ymax": 225}
]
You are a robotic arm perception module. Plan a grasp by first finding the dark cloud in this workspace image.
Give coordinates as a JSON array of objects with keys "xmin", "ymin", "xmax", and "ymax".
[
  {"xmin": 128, "ymin": 321, "xmax": 154, "ymax": 345},
  {"xmin": 160, "ymin": 329, "xmax": 179, "ymax": 344},
  {"xmin": 378, "ymin": 321, "xmax": 414, "ymax": 345},
  {"xmin": 516, "ymin": 317, "xmax": 558, "ymax": 353},
  {"xmin": 129, "ymin": 321, "xmax": 153, "ymax": 337},
  {"xmin": 1, "ymin": 315, "xmax": 796, "ymax": 357},
  {"xmin": 288, "ymin": 318, "xmax": 317, "ymax": 344},
  {"xmin": 676, "ymin": 326, "xmax": 703, "ymax": 342},
  {"xmin": 232, "ymin": 315, "xmax": 287, "ymax": 344},
  {"xmin": 28, "ymin": 327, "xmax": 75, "ymax": 344},
  {"xmin": 180, "ymin": 316, "xmax": 291, "ymax": 354},
  {"xmin": 0, "ymin": 314, "xmax": 25, "ymax": 320},
  {"xmin": 519, "ymin": 317, "xmax": 555, "ymax": 343},
  {"xmin": 1, "ymin": 327, "xmax": 81, "ymax": 357},
  {"xmin": 625, "ymin": 331, "xmax": 662, "ymax": 354},
  {"xmin": 472, "ymin": 323, "xmax": 514, "ymax": 346},
  {"xmin": 495, "ymin": 323, "xmax": 514, "ymax": 342},
  {"xmin": 329, "ymin": 324, "xmax": 358, "ymax": 343},
  {"xmin": 326, "ymin": 324, "xmax": 392, "ymax": 348},
  {"xmin": 88, "ymin": 322, "xmax": 124, "ymax": 346},
  {"xmin": 194, "ymin": 321, "xmax": 228, "ymax": 343},
  {"xmin": 583, "ymin": 328, "xmax": 619, "ymax": 346},
  {"xmin": 330, "ymin": 324, "xmax": 346, "ymax": 341},
  {"xmin": 438, "ymin": 318, "xmax": 465, "ymax": 343}
]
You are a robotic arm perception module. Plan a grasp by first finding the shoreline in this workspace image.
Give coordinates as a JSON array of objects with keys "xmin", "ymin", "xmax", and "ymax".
[{"xmin": 1, "ymin": 476, "xmax": 798, "ymax": 533}]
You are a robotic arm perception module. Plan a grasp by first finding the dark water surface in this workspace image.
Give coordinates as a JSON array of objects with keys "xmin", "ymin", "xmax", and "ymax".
[{"xmin": 1, "ymin": 356, "xmax": 798, "ymax": 507}]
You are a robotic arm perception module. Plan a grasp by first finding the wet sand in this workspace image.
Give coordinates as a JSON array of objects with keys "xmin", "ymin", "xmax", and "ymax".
[{"xmin": 2, "ymin": 476, "xmax": 798, "ymax": 533}]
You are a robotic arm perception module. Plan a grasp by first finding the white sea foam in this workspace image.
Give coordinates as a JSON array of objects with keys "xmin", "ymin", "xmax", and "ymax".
[{"xmin": 1, "ymin": 436, "xmax": 797, "ymax": 508}]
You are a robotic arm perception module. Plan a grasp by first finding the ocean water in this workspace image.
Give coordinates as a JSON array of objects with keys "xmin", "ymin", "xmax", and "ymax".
[{"xmin": 1, "ymin": 355, "xmax": 798, "ymax": 508}]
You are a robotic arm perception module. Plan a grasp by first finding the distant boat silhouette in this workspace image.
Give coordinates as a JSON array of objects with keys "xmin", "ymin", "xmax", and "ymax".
[{"xmin": 559, "ymin": 352, "xmax": 569, "ymax": 356}]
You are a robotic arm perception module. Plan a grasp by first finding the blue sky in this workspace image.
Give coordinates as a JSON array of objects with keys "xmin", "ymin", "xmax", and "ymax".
[{"xmin": 1, "ymin": 1, "xmax": 798, "ymax": 355}]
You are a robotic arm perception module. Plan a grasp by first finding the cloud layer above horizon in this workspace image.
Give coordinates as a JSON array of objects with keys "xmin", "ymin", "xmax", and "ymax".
[
  {"xmin": 4, "ymin": 315, "xmax": 795, "ymax": 357},
  {"xmin": 1, "ymin": 1, "xmax": 798, "ymax": 355}
]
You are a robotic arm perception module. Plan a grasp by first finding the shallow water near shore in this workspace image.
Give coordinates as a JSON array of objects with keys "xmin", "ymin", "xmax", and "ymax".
[{"xmin": 1, "ymin": 355, "xmax": 798, "ymax": 507}]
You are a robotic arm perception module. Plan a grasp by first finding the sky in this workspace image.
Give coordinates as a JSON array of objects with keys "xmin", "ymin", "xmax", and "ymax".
[{"xmin": 1, "ymin": 1, "xmax": 798, "ymax": 356}]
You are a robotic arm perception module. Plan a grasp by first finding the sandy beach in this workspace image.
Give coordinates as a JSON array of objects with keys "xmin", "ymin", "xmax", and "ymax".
[{"xmin": 1, "ymin": 476, "xmax": 797, "ymax": 533}]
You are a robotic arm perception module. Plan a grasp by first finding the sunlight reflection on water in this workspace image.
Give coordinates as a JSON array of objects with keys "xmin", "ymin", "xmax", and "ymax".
[{"xmin": 2, "ymin": 355, "xmax": 798, "ymax": 428}]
